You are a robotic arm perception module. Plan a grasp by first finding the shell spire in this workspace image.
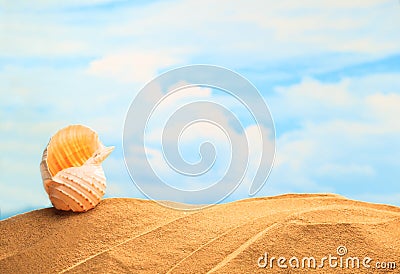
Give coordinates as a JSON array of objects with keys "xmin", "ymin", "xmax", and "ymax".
[{"xmin": 40, "ymin": 125, "xmax": 114, "ymax": 212}]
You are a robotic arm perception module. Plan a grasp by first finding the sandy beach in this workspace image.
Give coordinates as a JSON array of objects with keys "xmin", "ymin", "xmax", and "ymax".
[{"xmin": 1, "ymin": 194, "xmax": 399, "ymax": 273}]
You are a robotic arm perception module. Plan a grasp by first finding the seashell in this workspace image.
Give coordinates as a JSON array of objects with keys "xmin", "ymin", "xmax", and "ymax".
[{"xmin": 40, "ymin": 125, "xmax": 114, "ymax": 212}]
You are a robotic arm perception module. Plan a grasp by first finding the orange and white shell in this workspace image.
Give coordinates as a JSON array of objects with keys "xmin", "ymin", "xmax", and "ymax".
[{"xmin": 40, "ymin": 125, "xmax": 114, "ymax": 212}]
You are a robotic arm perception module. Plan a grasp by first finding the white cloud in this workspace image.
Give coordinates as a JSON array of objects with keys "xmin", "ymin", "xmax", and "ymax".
[
  {"xmin": 0, "ymin": 14, "xmax": 89, "ymax": 57},
  {"xmin": 270, "ymin": 73, "xmax": 400, "ymax": 125},
  {"xmin": 87, "ymin": 50, "xmax": 185, "ymax": 83},
  {"xmin": 271, "ymin": 78, "xmax": 355, "ymax": 122},
  {"xmin": 2, "ymin": 0, "xmax": 399, "ymax": 66},
  {"xmin": 107, "ymin": 0, "xmax": 399, "ymax": 61},
  {"xmin": 143, "ymin": 85, "xmax": 222, "ymax": 143},
  {"xmin": 264, "ymin": 73, "xmax": 400, "ymax": 201},
  {"xmin": 365, "ymin": 93, "xmax": 400, "ymax": 132}
]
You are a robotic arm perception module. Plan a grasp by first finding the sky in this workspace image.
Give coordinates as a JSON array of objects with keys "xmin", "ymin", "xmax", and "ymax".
[{"xmin": 1, "ymin": 0, "xmax": 400, "ymax": 219}]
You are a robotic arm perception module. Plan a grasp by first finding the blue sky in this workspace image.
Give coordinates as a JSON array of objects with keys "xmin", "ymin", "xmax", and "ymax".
[{"xmin": 1, "ymin": 0, "xmax": 400, "ymax": 219}]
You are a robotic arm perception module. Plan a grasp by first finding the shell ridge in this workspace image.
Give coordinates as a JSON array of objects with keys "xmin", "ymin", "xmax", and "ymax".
[
  {"xmin": 53, "ymin": 170, "xmax": 99, "ymax": 207},
  {"xmin": 49, "ymin": 184, "xmax": 85, "ymax": 211},
  {"xmin": 65, "ymin": 164, "xmax": 106, "ymax": 197},
  {"xmin": 57, "ymin": 168, "xmax": 102, "ymax": 200}
]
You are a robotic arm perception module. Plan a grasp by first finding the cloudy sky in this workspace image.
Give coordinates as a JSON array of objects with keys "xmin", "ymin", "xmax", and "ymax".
[{"xmin": 1, "ymin": 0, "xmax": 400, "ymax": 219}]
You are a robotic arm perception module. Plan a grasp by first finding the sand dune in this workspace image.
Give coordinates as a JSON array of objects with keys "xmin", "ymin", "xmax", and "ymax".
[{"xmin": 1, "ymin": 194, "xmax": 399, "ymax": 273}]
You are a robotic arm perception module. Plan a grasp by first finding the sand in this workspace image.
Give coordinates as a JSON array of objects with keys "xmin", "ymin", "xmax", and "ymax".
[{"xmin": 1, "ymin": 194, "xmax": 399, "ymax": 273}]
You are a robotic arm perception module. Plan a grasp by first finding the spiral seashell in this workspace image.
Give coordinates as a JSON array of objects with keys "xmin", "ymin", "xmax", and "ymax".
[{"xmin": 40, "ymin": 125, "xmax": 114, "ymax": 212}]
